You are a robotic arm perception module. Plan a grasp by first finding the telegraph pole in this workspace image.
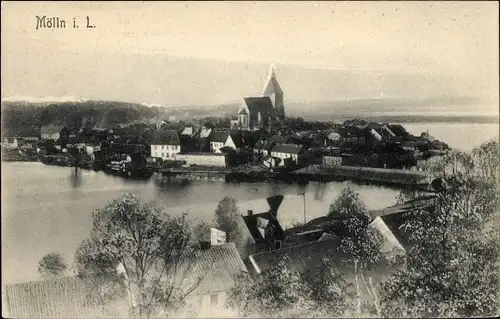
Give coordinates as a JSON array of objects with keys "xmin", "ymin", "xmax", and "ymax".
[{"xmin": 300, "ymin": 192, "xmax": 307, "ymax": 223}]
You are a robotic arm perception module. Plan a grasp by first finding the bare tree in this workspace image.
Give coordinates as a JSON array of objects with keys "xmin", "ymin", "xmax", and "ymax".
[{"xmin": 74, "ymin": 193, "xmax": 210, "ymax": 319}]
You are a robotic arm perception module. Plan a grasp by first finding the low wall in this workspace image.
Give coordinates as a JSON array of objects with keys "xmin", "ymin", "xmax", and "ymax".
[{"xmin": 176, "ymin": 153, "xmax": 227, "ymax": 167}]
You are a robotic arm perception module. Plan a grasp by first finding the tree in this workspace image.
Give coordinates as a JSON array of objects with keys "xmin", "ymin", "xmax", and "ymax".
[
  {"xmin": 329, "ymin": 187, "xmax": 385, "ymax": 317},
  {"xmin": 328, "ymin": 187, "xmax": 371, "ymax": 222},
  {"xmin": 191, "ymin": 219, "xmax": 212, "ymax": 244},
  {"xmin": 213, "ymin": 197, "xmax": 241, "ymax": 244},
  {"xmin": 38, "ymin": 252, "xmax": 68, "ymax": 279},
  {"xmin": 74, "ymin": 193, "xmax": 210, "ymax": 319},
  {"xmin": 227, "ymin": 257, "xmax": 354, "ymax": 318},
  {"xmin": 380, "ymin": 142, "xmax": 500, "ymax": 318}
]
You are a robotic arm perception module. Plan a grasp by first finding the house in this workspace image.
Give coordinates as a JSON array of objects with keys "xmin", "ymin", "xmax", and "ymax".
[
  {"xmin": 193, "ymin": 127, "xmax": 212, "ymax": 152},
  {"xmin": 225, "ymin": 132, "xmax": 246, "ymax": 152},
  {"xmin": 261, "ymin": 154, "xmax": 281, "ymax": 168},
  {"xmin": 246, "ymin": 219, "xmax": 406, "ymax": 296},
  {"xmin": 40, "ymin": 126, "xmax": 64, "ymax": 140},
  {"xmin": 238, "ymin": 64, "xmax": 285, "ymax": 130},
  {"xmin": 85, "ymin": 142, "xmax": 101, "ymax": 155},
  {"xmin": 169, "ymin": 242, "xmax": 248, "ymax": 318},
  {"xmin": 2, "ymin": 137, "xmax": 19, "ymax": 149},
  {"xmin": 4, "ymin": 243, "xmax": 247, "ymax": 319},
  {"xmin": 175, "ymin": 153, "xmax": 228, "ymax": 167},
  {"xmin": 151, "ymin": 130, "xmax": 181, "ymax": 160},
  {"xmin": 209, "ymin": 131, "xmax": 229, "ymax": 153},
  {"xmin": 66, "ymin": 137, "xmax": 86, "ymax": 150},
  {"xmin": 338, "ymin": 127, "xmax": 367, "ymax": 145},
  {"xmin": 270, "ymin": 143, "xmax": 305, "ymax": 166},
  {"xmin": 322, "ymin": 155, "xmax": 342, "ymax": 167},
  {"xmin": 181, "ymin": 126, "xmax": 199, "ymax": 137},
  {"xmin": 241, "ymin": 195, "xmax": 287, "ymax": 254}
]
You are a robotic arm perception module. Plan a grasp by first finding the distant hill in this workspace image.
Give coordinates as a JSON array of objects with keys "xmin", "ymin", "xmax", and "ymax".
[
  {"xmin": 0, "ymin": 100, "xmax": 160, "ymax": 137},
  {"xmin": 1, "ymin": 95, "xmax": 497, "ymax": 138}
]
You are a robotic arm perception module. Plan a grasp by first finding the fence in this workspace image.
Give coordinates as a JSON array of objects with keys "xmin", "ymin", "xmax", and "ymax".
[{"xmin": 4, "ymin": 277, "xmax": 126, "ymax": 318}]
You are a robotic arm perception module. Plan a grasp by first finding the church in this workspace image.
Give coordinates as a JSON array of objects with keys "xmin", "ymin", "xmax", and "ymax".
[{"xmin": 237, "ymin": 64, "xmax": 285, "ymax": 130}]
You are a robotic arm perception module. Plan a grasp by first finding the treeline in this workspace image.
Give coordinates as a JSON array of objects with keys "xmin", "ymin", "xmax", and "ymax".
[{"xmin": 1, "ymin": 100, "xmax": 161, "ymax": 137}]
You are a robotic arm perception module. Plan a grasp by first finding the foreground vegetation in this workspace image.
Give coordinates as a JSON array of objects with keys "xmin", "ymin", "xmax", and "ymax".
[{"xmin": 35, "ymin": 140, "xmax": 499, "ymax": 318}]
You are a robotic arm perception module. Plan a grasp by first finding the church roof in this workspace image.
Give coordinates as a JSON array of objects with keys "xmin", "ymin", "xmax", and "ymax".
[
  {"xmin": 262, "ymin": 64, "xmax": 284, "ymax": 95},
  {"xmin": 243, "ymin": 97, "xmax": 274, "ymax": 117}
]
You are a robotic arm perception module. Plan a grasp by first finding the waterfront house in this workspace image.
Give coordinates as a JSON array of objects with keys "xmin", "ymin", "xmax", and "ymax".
[
  {"xmin": 210, "ymin": 131, "xmax": 229, "ymax": 153},
  {"xmin": 40, "ymin": 125, "xmax": 65, "ymax": 140},
  {"xmin": 66, "ymin": 137, "xmax": 86, "ymax": 150},
  {"xmin": 225, "ymin": 131, "xmax": 246, "ymax": 152},
  {"xmin": 270, "ymin": 143, "xmax": 305, "ymax": 166},
  {"xmin": 193, "ymin": 127, "xmax": 212, "ymax": 152},
  {"xmin": 85, "ymin": 142, "xmax": 101, "ymax": 155},
  {"xmin": 151, "ymin": 129, "xmax": 181, "ymax": 160},
  {"xmin": 2, "ymin": 137, "xmax": 19, "ymax": 149}
]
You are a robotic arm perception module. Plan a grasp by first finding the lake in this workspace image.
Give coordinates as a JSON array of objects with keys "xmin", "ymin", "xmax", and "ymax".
[{"xmin": 1, "ymin": 122, "xmax": 498, "ymax": 285}]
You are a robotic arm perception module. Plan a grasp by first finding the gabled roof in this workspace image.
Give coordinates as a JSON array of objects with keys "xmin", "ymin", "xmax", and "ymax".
[
  {"xmin": 271, "ymin": 143, "xmax": 303, "ymax": 154},
  {"xmin": 228, "ymin": 132, "xmax": 245, "ymax": 148},
  {"xmin": 198, "ymin": 128, "xmax": 212, "ymax": 139},
  {"xmin": 285, "ymin": 215, "xmax": 344, "ymax": 236},
  {"xmin": 249, "ymin": 238, "xmax": 348, "ymax": 274},
  {"xmin": 243, "ymin": 97, "xmax": 274, "ymax": 117},
  {"xmin": 151, "ymin": 130, "xmax": 180, "ymax": 145},
  {"xmin": 242, "ymin": 211, "xmax": 285, "ymax": 242},
  {"xmin": 210, "ymin": 131, "xmax": 229, "ymax": 143},
  {"xmin": 387, "ymin": 124, "xmax": 408, "ymax": 137},
  {"xmin": 182, "ymin": 243, "xmax": 248, "ymax": 295},
  {"xmin": 181, "ymin": 126, "xmax": 198, "ymax": 137}
]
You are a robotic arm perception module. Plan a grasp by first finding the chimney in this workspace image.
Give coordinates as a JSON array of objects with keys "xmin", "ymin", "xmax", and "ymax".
[
  {"xmin": 199, "ymin": 241, "xmax": 211, "ymax": 250},
  {"xmin": 247, "ymin": 210, "xmax": 253, "ymax": 216}
]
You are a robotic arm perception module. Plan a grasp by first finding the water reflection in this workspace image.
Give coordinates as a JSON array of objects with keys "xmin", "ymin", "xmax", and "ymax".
[{"xmin": 69, "ymin": 167, "xmax": 82, "ymax": 189}]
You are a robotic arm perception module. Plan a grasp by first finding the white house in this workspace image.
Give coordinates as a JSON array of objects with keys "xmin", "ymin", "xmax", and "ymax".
[
  {"xmin": 85, "ymin": 143, "xmax": 101, "ymax": 155},
  {"xmin": 151, "ymin": 130, "xmax": 181, "ymax": 160},
  {"xmin": 40, "ymin": 126, "xmax": 64, "ymax": 140},
  {"xmin": 270, "ymin": 143, "xmax": 304, "ymax": 166},
  {"xmin": 2, "ymin": 137, "xmax": 19, "ymax": 149},
  {"xmin": 171, "ymin": 242, "xmax": 247, "ymax": 318},
  {"xmin": 209, "ymin": 131, "xmax": 229, "ymax": 153}
]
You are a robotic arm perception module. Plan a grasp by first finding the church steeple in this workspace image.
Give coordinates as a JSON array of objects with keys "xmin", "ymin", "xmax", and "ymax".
[{"xmin": 262, "ymin": 63, "xmax": 285, "ymax": 121}]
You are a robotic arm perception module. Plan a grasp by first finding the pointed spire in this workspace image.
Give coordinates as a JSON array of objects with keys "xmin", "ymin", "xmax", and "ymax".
[
  {"xmin": 269, "ymin": 63, "xmax": 276, "ymax": 78},
  {"xmin": 262, "ymin": 63, "xmax": 283, "ymax": 95}
]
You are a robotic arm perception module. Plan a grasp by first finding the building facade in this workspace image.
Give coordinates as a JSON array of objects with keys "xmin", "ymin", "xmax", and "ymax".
[
  {"xmin": 238, "ymin": 64, "xmax": 285, "ymax": 130},
  {"xmin": 151, "ymin": 130, "xmax": 181, "ymax": 160}
]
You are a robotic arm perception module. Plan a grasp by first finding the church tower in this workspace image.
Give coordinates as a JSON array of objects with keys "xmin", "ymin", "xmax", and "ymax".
[{"xmin": 262, "ymin": 64, "xmax": 285, "ymax": 121}]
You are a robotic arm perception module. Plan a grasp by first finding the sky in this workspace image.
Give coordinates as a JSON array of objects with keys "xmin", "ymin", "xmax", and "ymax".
[{"xmin": 1, "ymin": 1, "xmax": 498, "ymax": 108}]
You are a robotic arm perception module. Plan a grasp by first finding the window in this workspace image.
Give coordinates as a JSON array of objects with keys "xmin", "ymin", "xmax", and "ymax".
[
  {"xmin": 162, "ymin": 153, "xmax": 165, "ymax": 158},
  {"xmin": 166, "ymin": 153, "xmax": 169, "ymax": 158},
  {"xmin": 162, "ymin": 145, "xmax": 165, "ymax": 150},
  {"xmin": 275, "ymin": 240, "xmax": 282, "ymax": 250},
  {"xmin": 210, "ymin": 294, "xmax": 218, "ymax": 306}
]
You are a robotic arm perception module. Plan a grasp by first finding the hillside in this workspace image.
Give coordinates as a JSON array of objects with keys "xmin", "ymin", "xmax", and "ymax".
[{"xmin": 0, "ymin": 100, "xmax": 160, "ymax": 137}]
